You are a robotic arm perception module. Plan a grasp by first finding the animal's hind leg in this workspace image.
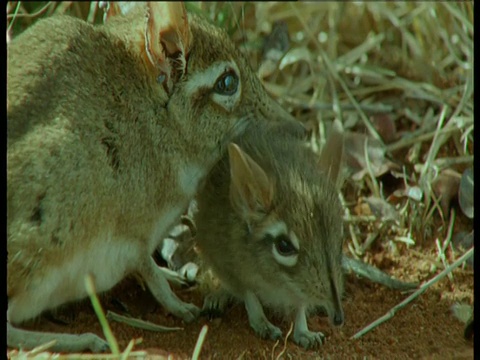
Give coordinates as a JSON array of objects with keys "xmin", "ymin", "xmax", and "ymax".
[{"xmin": 7, "ymin": 322, "xmax": 109, "ymax": 353}]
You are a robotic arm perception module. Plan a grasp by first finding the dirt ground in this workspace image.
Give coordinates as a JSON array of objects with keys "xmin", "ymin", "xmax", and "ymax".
[{"xmin": 17, "ymin": 238, "xmax": 474, "ymax": 359}]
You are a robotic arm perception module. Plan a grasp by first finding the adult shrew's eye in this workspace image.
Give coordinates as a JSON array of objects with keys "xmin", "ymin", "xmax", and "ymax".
[
  {"xmin": 274, "ymin": 234, "xmax": 297, "ymax": 256},
  {"xmin": 214, "ymin": 71, "xmax": 239, "ymax": 95}
]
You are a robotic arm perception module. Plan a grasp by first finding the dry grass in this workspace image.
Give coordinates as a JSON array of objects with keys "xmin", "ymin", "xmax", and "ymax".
[{"xmin": 7, "ymin": 1, "xmax": 473, "ymax": 359}]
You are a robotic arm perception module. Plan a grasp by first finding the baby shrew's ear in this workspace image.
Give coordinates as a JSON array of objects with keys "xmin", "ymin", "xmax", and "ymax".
[
  {"xmin": 228, "ymin": 143, "xmax": 274, "ymax": 224},
  {"xmin": 318, "ymin": 119, "xmax": 345, "ymax": 188}
]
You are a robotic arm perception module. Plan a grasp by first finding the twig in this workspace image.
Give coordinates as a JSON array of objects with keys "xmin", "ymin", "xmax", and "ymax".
[
  {"xmin": 460, "ymin": 124, "xmax": 474, "ymax": 153},
  {"xmin": 87, "ymin": 1, "xmax": 99, "ymax": 24},
  {"xmin": 6, "ymin": 1, "xmax": 22, "ymax": 34},
  {"xmin": 349, "ymin": 225, "xmax": 363, "ymax": 255},
  {"xmin": 6, "ymin": 1, "xmax": 54, "ymax": 20},
  {"xmin": 28, "ymin": 340, "xmax": 58, "ymax": 354},
  {"xmin": 436, "ymin": 209, "xmax": 456, "ymax": 281},
  {"xmin": 106, "ymin": 311, "xmax": 183, "ymax": 332},
  {"xmin": 419, "ymin": 106, "xmax": 449, "ymax": 184},
  {"xmin": 275, "ymin": 322, "xmax": 293, "ymax": 360},
  {"xmin": 8, "ymin": 349, "xmax": 149, "ymax": 359},
  {"xmin": 282, "ymin": 96, "xmax": 394, "ymax": 113},
  {"xmin": 433, "ymin": 155, "xmax": 474, "ymax": 169},
  {"xmin": 319, "ymin": 48, "xmax": 383, "ymax": 144},
  {"xmin": 424, "ymin": 184, "xmax": 446, "ymax": 225},
  {"xmin": 270, "ymin": 338, "xmax": 280, "ymax": 360},
  {"xmin": 343, "ymin": 215, "xmax": 377, "ymax": 223},
  {"xmin": 419, "ymin": 106, "xmax": 449, "ymax": 226},
  {"xmin": 339, "ymin": 192, "xmax": 363, "ymax": 256},
  {"xmin": 387, "ymin": 126, "xmax": 459, "ymax": 152},
  {"xmin": 351, "ymin": 246, "xmax": 474, "ymax": 339},
  {"xmin": 414, "ymin": 155, "xmax": 474, "ymax": 174},
  {"xmin": 85, "ymin": 274, "xmax": 120, "ymax": 355},
  {"xmin": 192, "ymin": 325, "xmax": 209, "ymax": 360},
  {"xmin": 120, "ymin": 339, "xmax": 136, "ymax": 360},
  {"xmin": 360, "ymin": 230, "xmax": 381, "ymax": 254},
  {"xmin": 363, "ymin": 137, "xmax": 381, "ymax": 198}
]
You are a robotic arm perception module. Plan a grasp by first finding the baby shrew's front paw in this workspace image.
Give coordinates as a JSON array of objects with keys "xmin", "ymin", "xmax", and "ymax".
[
  {"xmin": 293, "ymin": 330, "xmax": 325, "ymax": 349},
  {"xmin": 251, "ymin": 320, "xmax": 282, "ymax": 341}
]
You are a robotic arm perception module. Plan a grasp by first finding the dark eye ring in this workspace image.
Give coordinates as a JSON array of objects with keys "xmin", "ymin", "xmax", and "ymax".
[
  {"xmin": 214, "ymin": 71, "xmax": 239, "ymax": 95},
  {"xmin": 274, "ymin": 234, "xmax": 297, "ymax": 256}
]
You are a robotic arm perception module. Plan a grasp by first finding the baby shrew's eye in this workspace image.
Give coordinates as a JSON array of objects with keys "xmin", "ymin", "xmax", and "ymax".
[
  {"xmin": 214, "ymin": 71, "xmax": 239, "ymax": 95},
  {"xmin": 274, "ymin": 234, "xmax": 297, "ymax": 256}
]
